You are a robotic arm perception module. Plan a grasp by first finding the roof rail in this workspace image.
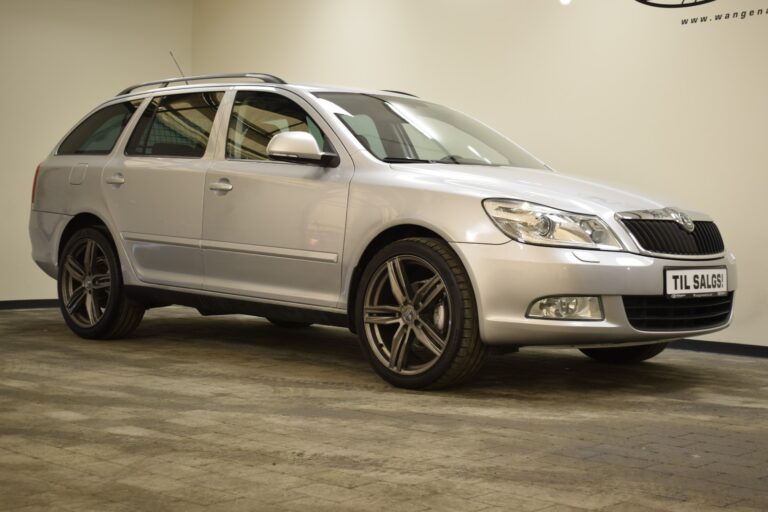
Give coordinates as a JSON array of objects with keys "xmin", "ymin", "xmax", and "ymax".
[
  {"xmin": 117, "ymin": 72, "xmax": 287, "ymax": 96},
  {"xmin": 382, "ymin": 89, "xmax": 418, "ymax": 98}
]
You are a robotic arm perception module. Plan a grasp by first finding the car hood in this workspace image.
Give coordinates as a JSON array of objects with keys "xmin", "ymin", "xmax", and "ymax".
[{"xmin": 390, "ymin": 163, "xmax": 672, "ymax": 218}]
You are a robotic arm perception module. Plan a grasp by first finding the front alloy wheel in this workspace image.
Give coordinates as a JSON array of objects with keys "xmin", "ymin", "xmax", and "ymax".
[
  {"xmin": 356, "ymin": 238, "xmax": 486, "ymax": 389},
  {"xmin": 364, "ymin": 255, "xmax": 451, "ymax": 375}
]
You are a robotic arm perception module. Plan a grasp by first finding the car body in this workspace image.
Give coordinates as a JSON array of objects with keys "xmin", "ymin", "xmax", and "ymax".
[{"xmin": 29, "ymin": 73, "xmax": 737, "ymax": 388}]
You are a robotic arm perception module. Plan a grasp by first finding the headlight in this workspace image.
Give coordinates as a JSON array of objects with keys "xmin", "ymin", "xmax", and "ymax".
[{"xmin": 482, "ymin": 199, "xmax": 623, "ymax": 251}]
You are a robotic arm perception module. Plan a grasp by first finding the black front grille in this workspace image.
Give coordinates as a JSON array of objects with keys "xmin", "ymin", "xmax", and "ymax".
[
  {"xmin": 623, "ymin": 293, "xmax": 733, "ymax": 331},
  {"xmin": 622, "ymin": 220, "xmax": 724, "ymax": 256}
]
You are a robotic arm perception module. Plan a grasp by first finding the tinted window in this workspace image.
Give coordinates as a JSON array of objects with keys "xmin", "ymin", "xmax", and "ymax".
[
  {"xmin": 126, "ymin": 92, "xmax": 223, "ymax": 158},
  {"xmin": 226, "ymin": 91, "xmax": 327, "ymax": 160},
  {"xmin": 58, "ymin": 100, "xmax": 142, "ymax": 155}
]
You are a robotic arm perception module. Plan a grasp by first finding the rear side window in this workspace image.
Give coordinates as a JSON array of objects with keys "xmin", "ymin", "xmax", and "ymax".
[
  {"xmin": 58, "ymin": 100, "xmax": 142, "ymax": 155},
  {"xmin": 226, "ymin": 91, "xmax": 327, "ymax": 160},
  {"xmin": 126, "ymin": 92, "xmax": 223, "ymax": 158}
]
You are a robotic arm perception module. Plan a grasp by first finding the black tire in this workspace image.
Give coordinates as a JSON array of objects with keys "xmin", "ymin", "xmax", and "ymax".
[
  {"xmin": 57, "ymin": 227, "xmax": 145, "ymax": 339},
  {"xmin": 266, "ymin": 318, "xmax": 313, "ymax": 329},
  {"xmin": 580, "ymin": 342, "xmax": 668, "ymax": 364},
  {"xmin": 355, "ymin": 237, "xmax": 486, "ymax": 389}
]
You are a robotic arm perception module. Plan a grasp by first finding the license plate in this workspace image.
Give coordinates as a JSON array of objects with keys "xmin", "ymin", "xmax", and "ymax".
[{"xmin": 665, "ymin": 267, "xmax": 727, "ymax": 298}]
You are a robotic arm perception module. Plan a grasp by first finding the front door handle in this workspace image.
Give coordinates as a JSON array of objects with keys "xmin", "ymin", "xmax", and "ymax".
[
  {"xmin": 106, "ymin": 173, "xmax": 125, "ymax": 186},
  {"xmin": 209, "ymin": 180, "xmax": 233, "ymax": 193}
]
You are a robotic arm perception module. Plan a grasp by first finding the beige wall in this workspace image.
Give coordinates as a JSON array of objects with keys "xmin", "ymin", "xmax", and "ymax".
[
  {"xmin": 0, "ymin": 0, "xmax": 193, "ymax": 299},
  {"xmin": 1, "ymin": 0, "xmax": 765, "ymax": 345}
]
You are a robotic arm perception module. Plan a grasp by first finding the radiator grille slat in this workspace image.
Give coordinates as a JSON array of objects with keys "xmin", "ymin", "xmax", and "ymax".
[
  {"xmin": 622, "ymin": 220, "xmax": 724, "ymax": 256},
  {"xmin": 623, "ymin": 293, "xmax": 733, "ymax": 331}
]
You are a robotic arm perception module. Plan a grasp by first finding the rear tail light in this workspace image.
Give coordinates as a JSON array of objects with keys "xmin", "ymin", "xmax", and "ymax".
[{"xmin": 31, "ymin": 164, "xmax": 41, "ymax": 204}]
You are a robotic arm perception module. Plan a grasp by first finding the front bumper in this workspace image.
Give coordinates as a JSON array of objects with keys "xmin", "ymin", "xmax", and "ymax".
[{"xmin": 451, "ymin": 241, "xmax": 737, "ymax": 346}]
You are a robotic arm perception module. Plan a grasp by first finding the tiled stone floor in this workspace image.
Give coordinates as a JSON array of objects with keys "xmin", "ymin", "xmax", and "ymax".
[{"xmin": 0, "ymin": 306, "xmax": 766, "ymax": 511}]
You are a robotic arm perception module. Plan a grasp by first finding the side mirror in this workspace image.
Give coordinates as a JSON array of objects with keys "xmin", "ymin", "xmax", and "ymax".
[{"xmin": 266, "ymin": 132, "xmax": 340, "ymax": 168}]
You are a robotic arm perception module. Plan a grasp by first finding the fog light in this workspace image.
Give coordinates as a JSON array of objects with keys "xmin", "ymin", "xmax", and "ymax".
[{"xmin": 527, "ymin": 296, "xmax": 603, "ymax": 321}]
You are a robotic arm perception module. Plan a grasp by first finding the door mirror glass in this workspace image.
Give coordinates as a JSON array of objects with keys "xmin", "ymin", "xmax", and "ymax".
[{"xmin": 267, "ymin": 132, "xmax": 340, "ymax": 167}]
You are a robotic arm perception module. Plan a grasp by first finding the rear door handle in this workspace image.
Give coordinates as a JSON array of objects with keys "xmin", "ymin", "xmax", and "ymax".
[
  {"xmin": 106, "ymin": 173, "xmax": 125, "ymax": 186},
  {"xmin": 209, "ymin": 180, "xmax": 233, "ymax": 193}
]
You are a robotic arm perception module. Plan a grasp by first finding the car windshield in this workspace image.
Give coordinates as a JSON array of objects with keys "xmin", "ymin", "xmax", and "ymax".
[{"xmin": 314, "ymin": 92, "xmax": 546, "ymax": 169}]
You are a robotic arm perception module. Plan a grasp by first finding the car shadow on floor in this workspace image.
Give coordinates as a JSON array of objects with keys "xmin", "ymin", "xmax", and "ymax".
[
  {"xmin": 7, "ymin": 307, "xmax": 746, "ymax": 398},
  {"xmin": 138, "ymin": 310, "xmax": 749, "ymax": 397},
  {"xmin": 465, "ymin": 352, "xmax": 707, "ymax": 397}
]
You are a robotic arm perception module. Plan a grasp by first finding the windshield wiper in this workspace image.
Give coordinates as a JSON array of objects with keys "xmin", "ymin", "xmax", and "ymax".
[
  {"xmin": 382, "ymin": 157, "xmax": 436, "ymax": 164},
  {"xmin": 382, "ymin": 156, "xmax": 495, "ymax": 166}
]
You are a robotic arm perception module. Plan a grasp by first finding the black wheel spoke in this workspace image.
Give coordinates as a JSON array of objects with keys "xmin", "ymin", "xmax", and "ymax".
[
  {"xmin": 389, "ymin": 324, "xmax": 412, "ymax": 372},
  {"xmin": 414, "ymin": 275, "xmax": 444, "ymax": 312},
  {"xmin": 91, "ymin": 273, "xmax": 111, "ymax": 290},
  {"xmin": 386, "ymin": 257, "xmax": 410, "ymax": 305},
  {"xmin": 364, "ymin": 306, "xmax": 402, "ymax": 325},
  {"xmin": 64, "ymin": 256, "xmax": 85, "ymax": 282},
  {"xmin": 413, "ymin": 320, "xmax": 446, "ymax": 357},
  {"xmin": 83, "ymin": 239, "xmax": 97, "ymax": 274},
  {"xmin": 65, "ymin": 287, "xmax": 86, "ymax": 315},
  {"xmin": 85, "ymin": 293, "xmax": 99, "ymax": 325}
]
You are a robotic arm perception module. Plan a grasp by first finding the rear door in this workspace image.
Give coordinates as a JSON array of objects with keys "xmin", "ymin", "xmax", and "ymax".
[
  {"xmin": 102, "ymin": 90, "xmax": 225, "ymax": 289},
  {"xmin": 201, "ymin": 89, "xmax": 353, "ymax": 307}
]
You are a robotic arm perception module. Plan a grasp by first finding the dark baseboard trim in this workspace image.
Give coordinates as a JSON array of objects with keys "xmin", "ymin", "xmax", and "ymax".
[
  {"xmin": 670, "ymin": 339, "xmax": 768, "ymax": 358},
  {"xmin": 0, "ymin": 299, "xmax": 59, "ymax": 310}
]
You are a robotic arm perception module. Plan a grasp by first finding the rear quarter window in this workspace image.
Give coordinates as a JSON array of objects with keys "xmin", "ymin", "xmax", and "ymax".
[{"xmin": 58, "ymin": 100, "xmax": 143, "ymax": 155}]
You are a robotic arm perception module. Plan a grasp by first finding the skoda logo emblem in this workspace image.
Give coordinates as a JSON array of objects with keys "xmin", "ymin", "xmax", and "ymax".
[
  {"xmin": 665, "ymin": 208, "xmax": 696, "ymax": 233},
  {"xmin": 635, "ymin": 0, "xmax": 717, "ymax": 8}
]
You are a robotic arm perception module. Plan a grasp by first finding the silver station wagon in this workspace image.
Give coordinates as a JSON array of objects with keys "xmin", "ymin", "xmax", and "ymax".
[{"xmin": 29, "ymin": 73, "xmax": 737, "ymax": 389}]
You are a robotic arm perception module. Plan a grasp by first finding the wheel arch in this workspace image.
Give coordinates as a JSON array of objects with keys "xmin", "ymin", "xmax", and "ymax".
[
  {"xmin": 57, "ymin": 212, "xmax": 115, "ymax": 262},
  {"xmin": 346, "ymin": 223, "xmax": 450, "ymax": 332}
]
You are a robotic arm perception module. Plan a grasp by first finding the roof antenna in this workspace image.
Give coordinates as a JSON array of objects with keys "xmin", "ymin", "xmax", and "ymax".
[{"xmin": 169, "ymin": 51, "xmax": 189, "ymax": 85}]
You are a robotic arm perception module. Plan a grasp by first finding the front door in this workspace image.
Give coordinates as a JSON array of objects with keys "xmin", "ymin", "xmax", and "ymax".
[{"xmin": 202, "ymin": 90, "xmax": 353, "ymax": 307}]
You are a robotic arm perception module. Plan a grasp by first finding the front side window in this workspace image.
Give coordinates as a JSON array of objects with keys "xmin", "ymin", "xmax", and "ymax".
[
  {"xmin": 226, "ymin": 91, "xmax": 327, "ymax": 160},
  {"xmin": 58, "ymin": 100, "xmax": 142, "ymax": 155},
  {"xmin": 314, "ymin": 92, "xmax": 546, "ymax": 169},
  {"xmin": 126, "ymin": 92, "xmax": 223, "ymax": 158}
]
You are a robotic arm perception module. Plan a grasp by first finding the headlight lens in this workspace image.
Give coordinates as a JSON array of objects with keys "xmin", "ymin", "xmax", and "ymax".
[{"xmin": 483, "ymin": 199, "xmax": 623, "ymax": 250}]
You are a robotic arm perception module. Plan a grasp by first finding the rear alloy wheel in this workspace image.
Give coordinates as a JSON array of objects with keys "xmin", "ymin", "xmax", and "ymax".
[
  {"xmin": 356, "ymin": 238, "xmax": 486, "ymax": 389},
  {"xmin": 58, "ymin": 228, "xmax": 144, "ymax": 339},
  {"xmin": 580, "ymin": 342, "xmax": 668, "ymax": 364}
]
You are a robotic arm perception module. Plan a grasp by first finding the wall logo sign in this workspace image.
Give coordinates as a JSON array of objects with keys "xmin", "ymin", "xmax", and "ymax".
[
  {"xmin": 635, "ymin": 0, "xmax": 717, "ymax": 7},
  {"xmin": 634, "ymin": 0, "xmax": 767, "ymax": 26}
]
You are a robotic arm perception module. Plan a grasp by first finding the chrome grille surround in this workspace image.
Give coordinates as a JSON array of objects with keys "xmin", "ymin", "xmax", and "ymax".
[{"xmin": 616, "ymin": 208, "xmax": 726, "ymax": 260}]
